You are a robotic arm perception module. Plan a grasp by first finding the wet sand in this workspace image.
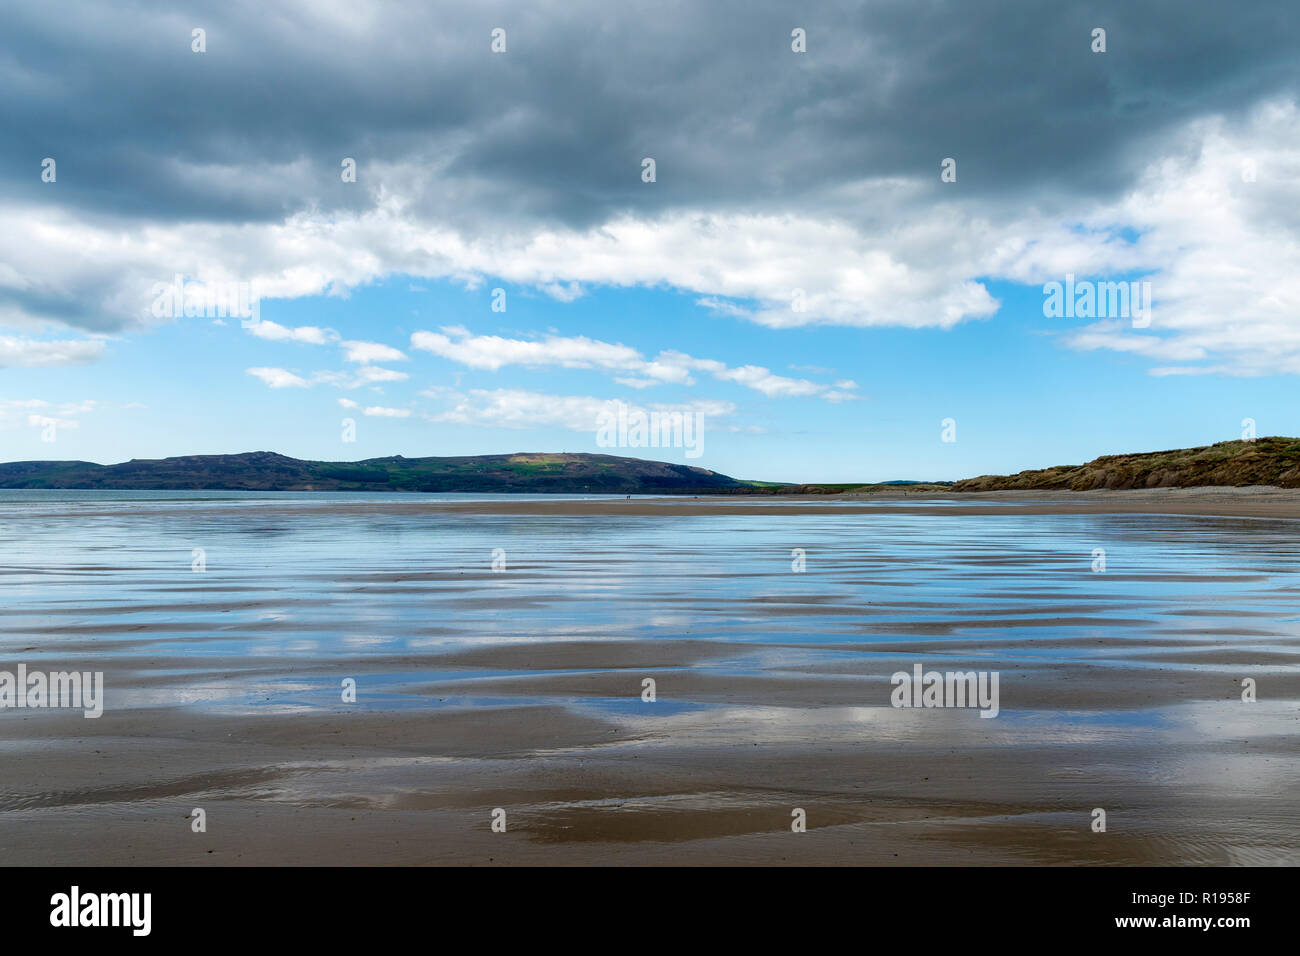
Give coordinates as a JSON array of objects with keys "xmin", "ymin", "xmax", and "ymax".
[
  {"xmin": 16, "ymin": 485, "xmax": 1300, "ymax": 519},
  {"xmin": 1, "ymin": 488, "xmax": 1298, "ymax": 865}
]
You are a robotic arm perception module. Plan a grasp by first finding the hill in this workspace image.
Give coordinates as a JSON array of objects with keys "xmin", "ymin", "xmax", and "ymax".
[
  {"xmin": 7, "ymin": 439, "xmax": 1297, "ymax": 495},
  {"xmin": 0, "ymin": 451, "xmax": 747, "ymax": 494},
  {"xmin": 952, "ymin": 437, "xmax": 1300, "ymax": 491}
]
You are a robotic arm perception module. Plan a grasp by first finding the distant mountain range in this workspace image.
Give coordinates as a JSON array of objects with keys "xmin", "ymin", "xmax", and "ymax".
[{"xmin": 0, "ymin": 451, "xmax": 751, "ymax": 494}]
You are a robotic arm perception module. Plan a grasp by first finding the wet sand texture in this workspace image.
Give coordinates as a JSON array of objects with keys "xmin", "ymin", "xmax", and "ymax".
[{"xmin": 0, "ymin": 490, "xmax": 1297, "ymax": 865}]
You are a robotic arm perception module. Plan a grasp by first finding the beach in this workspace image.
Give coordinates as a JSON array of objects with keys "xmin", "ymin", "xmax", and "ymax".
[{"xmin": 1, "ymin": 489, "xmax": 1298, "ymax": 865}]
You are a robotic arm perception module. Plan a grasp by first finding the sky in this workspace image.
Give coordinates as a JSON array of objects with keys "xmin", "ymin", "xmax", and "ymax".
[{"xmin": 2, "ymin": 0, "xmax": 1298, "ymax": 482}]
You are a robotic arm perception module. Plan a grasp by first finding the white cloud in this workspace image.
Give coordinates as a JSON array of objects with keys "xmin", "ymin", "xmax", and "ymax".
[
  {"xmin": 27, "ymin": 414, "xmax": 79, "ymax": 430},
  {"xmin": 338, "ymin": 397, "xmax": 359, "ymax": 408},
  {"xmin": 0, "ymin": 186, "xmax": 998, "ymax": 338},
  {"xmin": 427, "ymin": 388, "xmax": 734, "ymax": 432},
  {"xmin": 694, "ymin": 297, "xmax": 753, "ymax": 319},
  {"xmin": 4, "ymin": 100, "xmax": 1298, "ymax": 377},
  {"xmin": 363, "ymin": 405, "xmax": 411, "ymax": 418},
  {"xmin": 248, "ymin": 320, "xmax": 337, "ymax": 345},
  {"xmin": 0, "ymin": 399, "xmax": 96, "ymax": 432},
  {"xmin": 541, "ymin": 281, "xmax": 584, "ymax": 302},
  {"xmin": 246, "ymin": 367, "xmax": 309, "ymax": 388},
  {"xmin": 352, "ymin": 365, "xmax": 408, "ymax": 384},
  {"xmin": 341, "ymin": 340, "xmax": 407, "ymax": 364},
  {"xmin": 1056, "ymin": 101, "xmax": 1300, "ymax": 375},
  {"xmin": 0, "ymin": 336, "xmax": 105, "ymax": 368},
  {"xmin": 709, "ymin": 363, "xmax": 828, "ymax": 398},
  {"xmin": 255, "ymin": 366, "xmax": 410, "ymax": 390},
  {"xmin": 410, "ymin": 328, "xmax": 855, "ymax": 401},
  {"xmin": 410, "ymin": 329, "xmax": 642, "ymax": 372}
]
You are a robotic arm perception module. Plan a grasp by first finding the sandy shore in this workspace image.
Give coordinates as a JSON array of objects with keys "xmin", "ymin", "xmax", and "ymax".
[
  {"xmin": 1, "ymin": 489, "xmax": 1298, "ymax": 865},
  {"xmin": 3, "ymin": 686, "xmax": 1296, "ymax": 866},
  {"xmin": 15, "ymin": 485, "xmax": 1300, "ymax": 520}
]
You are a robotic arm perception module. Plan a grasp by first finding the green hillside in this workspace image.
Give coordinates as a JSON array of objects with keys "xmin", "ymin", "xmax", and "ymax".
[
  {"xmin": 953, "ymin": 438, "xmax": 1300, "ymax": 491},
  {"xmin": 0, "ymin": 451, "xmax": 746, "ymax": 494}
]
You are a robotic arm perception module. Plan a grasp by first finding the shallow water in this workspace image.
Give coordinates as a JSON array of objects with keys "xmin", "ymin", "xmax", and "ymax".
[
  {"xmin": 3, "ymin": 492, "xmax": 1298, "ymax": 692},
  {"xmin": 1, "ymin": 491, "xmax": 1297, "ymax": 865}
]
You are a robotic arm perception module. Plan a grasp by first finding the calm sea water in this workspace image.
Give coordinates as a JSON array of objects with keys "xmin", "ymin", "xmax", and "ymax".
[{"xmin": 1, "ymin": 489, "xmax": 1298, "ymax": 713}]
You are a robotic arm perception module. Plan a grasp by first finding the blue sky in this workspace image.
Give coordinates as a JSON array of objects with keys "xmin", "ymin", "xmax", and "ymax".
[
  {"xmin": 4, "ymin": 274, "xmax": 1295, "ymax": 482},
  {"xmin": 3, "ymin": 1, "xmax": 1298, "ymax": 482}
]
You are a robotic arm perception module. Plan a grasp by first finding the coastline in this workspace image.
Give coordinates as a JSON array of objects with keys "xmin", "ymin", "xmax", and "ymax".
[{"xmin": 11, "ymin": 485, "xmax": 1300, "ymax": 519}]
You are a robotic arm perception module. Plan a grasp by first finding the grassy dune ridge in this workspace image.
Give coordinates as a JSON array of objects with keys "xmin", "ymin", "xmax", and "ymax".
[{"xmin": 952, "ymin": 437, "xmax": 1300, "ymax": 491}]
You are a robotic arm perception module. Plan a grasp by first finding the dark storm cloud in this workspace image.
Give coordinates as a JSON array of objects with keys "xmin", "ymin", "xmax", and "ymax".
[{"xmin": 3, "ymin": 0, "xmax": 1295, "ymax": 231}]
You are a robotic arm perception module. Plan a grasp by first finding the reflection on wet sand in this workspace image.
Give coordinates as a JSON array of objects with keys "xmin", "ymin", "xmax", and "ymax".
[{"xmin": 0, "ymin": 490, "xmax": 1297, "ymax": 865}]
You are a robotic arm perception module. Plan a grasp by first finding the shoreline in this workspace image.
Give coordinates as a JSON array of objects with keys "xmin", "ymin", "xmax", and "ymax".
[{"xmin": 4, "ymin": 486, "xmax": 1299, "ymax": 519}]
